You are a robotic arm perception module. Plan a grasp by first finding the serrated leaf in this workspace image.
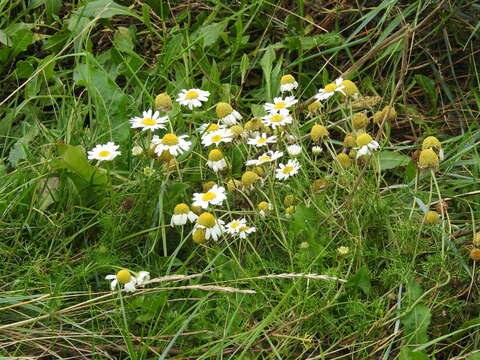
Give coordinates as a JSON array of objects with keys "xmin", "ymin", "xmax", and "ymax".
[
  {"xmin": 377, "ymin": 151, "xmax": 411, "ymax": 170},
  {"xmin": 347, "ymin": 267, "xmax": 372, "ymax": 295}
]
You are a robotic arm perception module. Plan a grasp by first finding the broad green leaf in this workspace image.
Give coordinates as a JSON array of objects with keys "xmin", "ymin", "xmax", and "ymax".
[
  {"xmin": 289, "ymin": 205, "xmax": 317, "ymax": 238},
  {"xmin": 0, "ymin": 29, "xmax": 11, "ymax": 46},
  {"xmin": 15, "ymin": 60, "xmax": 35, "ymax": 79},
  {"xmin": 260, "ymin": 46, "xmax": 275, "ymax": 100},
  {"xmin": 10, "ymin": 29, "xmax": 35, "ymax": 57},
  {"xmin": 113, "ymin": 26, "xmax": 134, "ymax": 52},
  {"xmin": 347, "ymin": 266, "xmax": 372, "ymax": 295},
  {"xmin": 8, "ymin": 122, "xmax": 39, "ymax": 167},
  {"xmin": 45, "ymin": 0, "xmax": 62, "ymax": 22},
  {"xmin": 398, "ymin": 348, "xmax": 430, "ymax": 360},
  {"xmin": 415, "ymin": 74, "xmax": 438, "ymax": 112},
  {"xmin": 43, "ymin": 28, "xmax": 71, "ymax": 52},
  {"xmin": 240, "ymin": 53, "xmax": 249, "ymax": 83},
  {"xmin": 164, "ymin": 33, "xmax": 184, "ymax": 67},
  {"xmin": 377, "ymin": 151, "xmax": 411, "ymax": 170},
  {"xmin": 401, "ymin": 304, "xmax": 431, "ymax": 344},
  {"xmin": 73, "ymin": 0, "xmax": 134, "ymax": 19},
  {"xmin": 196, "ymin": 22, "xmax": 226, "ymax": 48}
]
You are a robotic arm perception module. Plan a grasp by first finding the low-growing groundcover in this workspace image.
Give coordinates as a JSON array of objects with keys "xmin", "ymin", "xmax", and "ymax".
[{"xmin": 1, "ymin": 0, "xmax": 479, "ymax": 359}]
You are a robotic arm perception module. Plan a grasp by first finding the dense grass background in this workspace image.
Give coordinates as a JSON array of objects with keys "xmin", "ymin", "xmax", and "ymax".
[{"xmin": 1, "ymin": 0, "xmax": 479, "ymax": 358}]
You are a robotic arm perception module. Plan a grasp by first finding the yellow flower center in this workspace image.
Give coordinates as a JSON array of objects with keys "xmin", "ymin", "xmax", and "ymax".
[
  {"xmin": 193, "ymin": 228, "xmax": 206, "ymax": 244},
  {"xmin": 207, "ymin": 124, "xmax": 219, "ymax": 132},
  {"xmin": 211, "ymin": 135, "xmax": 222, "ymax": 143},
  {"xmin": 273, "ymin": 101, "xmax": 287, "ymax": 109},
  {"xmin": 239, "ymin": 226, "xmax": 249, "ymax": 232},
  {"xmin": 241, "ymin": 171, "xmax": 259, "ymax": 185},
  {"xmin": 280, "ymin": 74, "xmax": 295, "ymax": 85},
  {"xmin": 282, "ymin": 166, "xmax": 294, "ymax": 174},
  {"xmin": 270, "ymin": 114, "xmax": 283, "ymax": 123},
  {"xmin": 162, "ymin": 133, "xmax": 179, "ymax": 146},
  {"xmin": 98, "ymin": 150, "xmax": 110, "ymax": 157},
  {"xmin": 230, "ymin": 221, "xmax": 241, "ymax": 229},
  {"xmin": 258, "ymin": 156, "xmax": 271, "ymax": 162},
  {"xmin": 208, "ymin": 149, "xmax": 224, "ymax": 161},
  {"xmin": 257, "ymin": 138, "xmax": 267, "ymax": 144},
  {"xmin": 323, "ymin": 83, "xmax": 338, "ymax": 92},
  {"xmin": 173, "ymin": 203, "xmax": 190, "ymax": 215},
  {"xmin": 116, "ymin": 269, "xmax": 132, "ymax": 284},
  {"xmin": 201, "ymin": 192, "xmax": 217, "ymax": 201},
  {"xmin": 216, "ymin": 102, "xmax": 233, "ymax": 118},
  {"xmin": 198, "ymin": 212, "xmax": 216, "ymax": 227},
  {"xmin": 185, "ymin": 90, "xmax": 199, "ymax": 99},
  {"xmin": 141, "ymin": 117, "xmax": 157, "ymax": 126},
  {"xmin": 356, "ymin": 133, "xmax": 373, "ymax": 147},
  {"xmin": 258, "ymin": 202, "xmax": 269, "ymax": 211}
]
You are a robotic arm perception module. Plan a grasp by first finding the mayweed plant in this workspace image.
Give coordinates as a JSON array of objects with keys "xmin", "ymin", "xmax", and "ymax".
[{"xmin": 81, "ymin": 74, "xmax": 452, "ymax": 292}]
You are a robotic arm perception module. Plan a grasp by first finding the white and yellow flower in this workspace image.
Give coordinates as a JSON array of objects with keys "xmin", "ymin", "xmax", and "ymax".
[
  {"xmin": 105, "ymin": 270, "xmax": 150, "ymax": 292},
  {"xmin": 176, "ymin": 88, "xmax": 210, "ymax": 109},
  {"xmin": 225, "ymin": 218, "xmax": 247, "ymax": 235},
  {"xmin": 198, "ymin": 122, "xmax": 226, "ymax": 134},
  {"xmin": 337, "ymin": 246, "xmax": 350, "ymax": 255},
  {"xmin": 201, "ymin": 128, "xmax": 234, "ymax": 147},
  {"xmin": 257, "ymin": 201, "xmax": 272, "ymax": 217},
  {"xmin": 153, "ymin": 133, "xmax": 191, "ymax": 157},
  {"xmin": 315, "ymin": 77, "xmax": 345, "ymax": 101},
  {"xmin": 192, "ymin": 184, "xmax": 227, "ymax": 209},
  {"xmin": 87, "ymin": 142, "xmax": 121, "ymax": 161},
  {"xmin": 275, "ymin": 159, "xmax": 301, "ymax": 180},
  {"xmin": 280, "ymin": 74, "xmax": 298, "ymax": 92},
  {"xmin": 129, "ymin": 109, "xmax": 168, "ymax": 131},
  {"xmin": 262, "ymin": 109, "xmax": 293, "ymax": 129},
  {"xmin": 238, "ymin": 226, "xmax": 256, "ymax": 239},
  {"xmin": 171, "ymin": 203, "xmax": 198, "ymax": 226},
  {"xmin": 355, "ymin": 133, "xmax": 379, "ymax": 158},
  {"xmin": 247, "ymin": 133, "xmax": 277, "ymax": 147},
  {"xmin": 207, "ymin": 149, "xmax": 228, "ymax": 172},
  {"xmin": 264, "ymin": 96, "xmax": 298, "ymax": 113},
  {"xmin": 194, "ymin": 212, "xmax": 224, "ymax": 241},
  {"xmin": 216, "ymin": 102, "xmax": 242, "ymax": 126},
  {"xmin": 245, "ymin": 150, "xmax": 283, "ymax": 166}
]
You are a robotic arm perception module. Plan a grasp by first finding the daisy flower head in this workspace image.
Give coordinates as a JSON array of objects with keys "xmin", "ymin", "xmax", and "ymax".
[
  {"xmin": 355, "ymin": 133, "xmax": 379, "ymax": 158},
  {"xmin": 202, "ymin": 128, "xmax": 234, "ymax": 147},
  {"xmin": 245, "ymin": 150, "xmax": 283, "ymax": 166},
  {"xmin": 275, "ymin": 159, "xmax": 301, "ymax": 180},
  {"xmin": 198, "ymin": 122, "xmax": 226, "ymax": 134},
  {"xmin": 87, "ymin": 142, "xmax": 121, "ymax": 161},
  {"xmin": 264, "ymin": 96, "xmax": 298, "ymax": 113},
  {"xmin": 258, "ymin": 201, "xmax": 272, "ymax": 217},
  {"xmin": 225, "ymin": 218, "xmax": 247, "ymax": 235},
  {"xmin": 192, "ymin": 184, "xmax": 227, "ymax": 209},
  {"xmin": 171, "ymin": 203, "xmax": 198, "ymax": 226},
  {"xmin": 262, "ymin": 109, "xmax": 293, "ymax": 129},
  {"xmin": 216, "ymin": 102, "xmax": 242, "ymax": 126},
  {"xmin": 310, "ymin": 124, "xmax": 329, "ymax": 142},
  {"xmin": 238, "ymin": 226, "xmax": 256, "ymax": 239},
  {"xmin": 195, "ymin": 212, "xmax": 224, "ymax": 241},
  {"xmin": 105, "ymin": 270, "xmax": 150, "ymax": 292},
  {"xmin": 207, "ymin": 149, "xmax": 228, "ymax": 172},
  {"xmin": 280, "ymin": 74, "xmax": 298, "ymax": 92},
  {"xmin": 287, "ymin": 144, "xmax": 302, "ymax": 157},
  {"xmin": 247, "ymin": 133, "xmax": 277, "ymax": 147},
  {"xmin": 315, "ymin": 77, "xmax": 345, "ymax": 101},
  {"xmin": 129, "ymin": 109, "xmax": 168, "ymax": 131},
  {"xmin": 176, "ymin": 88, "xmax": 210, "ymax": 110},
  {"xmin": 154, "ymin": 133, "xmax": 191, "ymax": 157}
]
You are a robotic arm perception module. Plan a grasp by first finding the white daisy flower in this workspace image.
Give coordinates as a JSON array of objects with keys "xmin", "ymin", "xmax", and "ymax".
[
  {"xmin": 287, "ymin": 144, "xmax": 302, "ymax": 157},
  {"xmin": 247, "ymin": 133, "xmax": 277, "ymax": 147},
  {"xmin": 171, "ymin": 203, "xmax": 198, "ymax": 226},
  {"xmin": 312, "ymin": 146, "xmax": 323, "ymax": 155},
  {"xmin": 176, "ymin": 88, "xmax": 210, "ymax": 110},
  {"xmin": 264, "ymin": 96, "xmax": 298, "ymax": 113},
  {"xmin": 207, "ymin": 149, "xmax": 228, "ymax": 172},
  {"xmin": 216, "ymin": 102, "xmax": 242, "ymax": 126},
  {"xmin": 105, "ymin": 270, "xmax": 150, "ymax": 292},
  {"xmin": 129, "ymin": 109, "xmax": 168, "ymax": 131},
  {"xmin": 201, "ymin": 129, "xmax": 234, "ymax": 147},
  {"xmin": 315, "ymin": 77, "xmax": 345, "ymax": 101},
  {"xmin": 262, "ymin": 109, "xmax": 293, "ymax": 129},
  {"xmin": 87, "ymin": 142, "xmax": 121, "ymax": 161},
  {"xmin": 245, "ymin": 150, "xmax": 283, "ymax": 166},
  {"xmin": 198, "ymin": 122, "xmax": 226, "ymax": 134},
  {"xmin": 192, "ymin": 184, "xmax": 227, "ymax": 209},
  {"xmin": 238, "ymin": 226, "xmax": 256, "ymax": 239},
  {"xmin": 275, "ymin": 159, "xmax": 301, "ymax": 180},
  {"xmin": 153, "ymin": 133, "xmax": 191, "ymax": 157},
  {"xmin": 225, "ymin": 218, "xmax": 247, "ymax": 235},
  {"xmin": 355, "ymin": 133, "xmax": 380, "ymax": 158},
  {"xmin": 195, "ymin": 212, "xmax": 224, "ymax": 241},
  {"xmin": 280, "ymin": 74, "xmax": 298, "ymax": 92}
]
